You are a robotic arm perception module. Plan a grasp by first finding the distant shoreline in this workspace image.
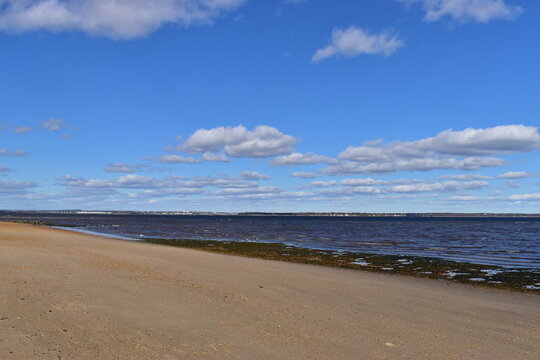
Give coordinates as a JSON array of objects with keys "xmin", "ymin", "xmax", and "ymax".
[{"xmin": 1, "ymin": 210, "xmax": 540, "ymax": 217}]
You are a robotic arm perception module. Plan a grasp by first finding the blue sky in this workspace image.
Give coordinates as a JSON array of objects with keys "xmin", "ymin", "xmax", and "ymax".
[{"xmin": 1, "ymin": 0, "xmax": 539, "ymax": 212}]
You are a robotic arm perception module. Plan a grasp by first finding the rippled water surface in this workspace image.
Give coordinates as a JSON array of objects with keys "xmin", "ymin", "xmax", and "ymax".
[{"xmin": 2, "ymin": 213, "xmax": 539, "ymax": 269}]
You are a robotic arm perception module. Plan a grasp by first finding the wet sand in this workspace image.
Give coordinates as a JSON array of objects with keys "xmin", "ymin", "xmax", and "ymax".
[{"xmin": 1, "ymin": 222, "xmax": 539, "ymax": 359}]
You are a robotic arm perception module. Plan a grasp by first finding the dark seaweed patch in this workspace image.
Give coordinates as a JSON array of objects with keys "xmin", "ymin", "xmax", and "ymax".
[{"xmin": 144, "ymin": 238, "xmax": 540, "ymax": 293}]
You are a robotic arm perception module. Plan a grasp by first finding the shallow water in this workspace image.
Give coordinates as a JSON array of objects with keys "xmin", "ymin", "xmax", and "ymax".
[{"xmin": 2, "ymin": 212, "xmax": 539, "ymax": 269}]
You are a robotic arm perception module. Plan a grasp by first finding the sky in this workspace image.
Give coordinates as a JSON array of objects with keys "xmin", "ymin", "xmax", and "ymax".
[{"xmin": 0, "ymin": 0, "xmax": 539, "ymax": 213}]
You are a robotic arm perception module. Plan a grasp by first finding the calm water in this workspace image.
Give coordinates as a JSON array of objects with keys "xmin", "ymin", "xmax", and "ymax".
[{"xmin": 2, "ymin": 212, "xmax": 539, "ymax": 269}]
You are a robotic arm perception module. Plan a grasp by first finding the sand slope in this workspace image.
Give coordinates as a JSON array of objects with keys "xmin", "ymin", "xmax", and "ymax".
[{"xmin": 0, "ymin": 222, "xmax": 538, "ymax": 359}]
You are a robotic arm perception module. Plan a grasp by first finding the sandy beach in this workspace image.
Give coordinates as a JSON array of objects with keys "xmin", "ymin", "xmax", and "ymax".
[{"xmin": 0, "ymin": 222, "xmax": 538, "ymax": 359}]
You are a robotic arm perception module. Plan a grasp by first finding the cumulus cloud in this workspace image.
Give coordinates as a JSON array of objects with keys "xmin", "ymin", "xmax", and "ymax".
[
  {"xmin": 497, "ymin": 171, "xmax": 535, "ymax": 179},
  {"xmin": 323, "ymin": 157, "xmax": 505, "ymax": 175},
  {"xmin": 388, "ymin": 180, "xmax": 488, "ymax": 193},
  {"xmin": 156, "ymin": 155, "xmax": 201, "ymax": 164},
  {"xmin": 291, "ymin": 172, "xmax": 318, "ymax": 179},
  {"xmin": 270, "ymin": 152, "xmax": 336, "ymax": 166},
  {"xmin": 104, "ymin": 163, "xmax": 148, "ymax": 173},
  {"xmin": 447, "ymin": 195, "xmax": 479, "ymax": 201},
  {"xmin": 404, "ymin": 0, "xmax": 523, "ymax": 23},
  {"xmin": 59, "ymin": 173, "xmax": 263, "ymax": 192},
  {"xmin": 0, "ymin": 0, "xmax": 246, "ymax": 39},
  {"xmin": 241, "ymin": 171, "xmax": 270, "ymax": 180},
  {"xmin": 325, "ymin": 125, "xmax": 539, "ymax": 175},
  {"xmin": 508, "ymin": 193, "xmax": 540, "ymax": 201},
  {"xmin": 305, "ymin": 180, "xmax": 337, "ymax": 188},
  {"xmin": 201, "ymin": 152, "xmax": 229, "ymax": 162},
  {"xmin": 216, "ymin": 186, "xmax": 283, "ymax": 196},
  {"xmin": 340, "ymin": 178, "xmax": 388, "ymax": 186},
  {"xmin": 209, "ymin": 177, "xmax": 257, "ymax": 189},
  {"xmin": 143, "ymin": 152, "xmax": 229, "ymax": 165},
  {"xmin": 440, "ymin": 173, "xmax": 493, "ymax": 180},
  {"xmin": 341, "ymin": 125, "xmax": 540, "ymax": 161},
  {"xmin": 60, "ymin": 174, "xmax": 186, "ymax": 190},
  {"xmin": 295, "ymin": 177, "xmax": 492, "ymax": 199},
  {"xmin": 312, "ymin": 26, "xmax": 403, "ymax": 62},
  {"xmin": 178, "ymin": 125, "xmax": 298, "ymax": 158},
  {"xmin": 123, "ymin": 187, "xmax": 205, "ymax": 200},
  {"xmin": 414, "ymin": 125, "xmax": 540, "ymax": 156},
  {"xmin": 315, "ymin": 186, "xmax": 386, "ymax": 196},
  {"xmin": 42, "ymin": 118, "xmax": 66, "ymax": 131}
]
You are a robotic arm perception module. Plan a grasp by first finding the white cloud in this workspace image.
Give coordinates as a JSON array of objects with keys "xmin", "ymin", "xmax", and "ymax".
[
  {"xmin": 270, "ymin": 152, "xmax": 335, "ymax": 166},
  {"xmin": 339, "ymin": 142, "xmax": 423, "ymax": 162},
  {"xmin": 179, "ymin": 125, "xmax": 248, "ymax": 153},
  {"xmin": 309, "ymin": 179, "xmax": 490, "ymax": 197},
  {"xmin": 497, "ymin": 171, "xmax": 535, "ymax": 179},
  {"xmin": 59, "ymin": 173, "xmax": 263, "ymax": 192},
  {"xmin": 405, "ymin": 0, "xmax": 523, "ymax": 23},
  {"xmin": 0, "ymin": 165, "xmax": 12, "ymax": 172},
  {"xmin": 317, "ymin": 186, "xmax": 385, "ymax": 195},
  {"xmin": 13, "ymin": 126, "xmax": 32, "ymax": 134},
  {"xmin": 0, "ymin": 0, "xmax": 246, "ymax": 39},
  {"xmin": 389, "ymin": 180, "xmax": 488, "ymax": 193},
  {"xmin": 104, "ymin": 163, "xmax": 148, "ymax": 173},
  {"xmin": 291, "ymin": 172, "xmax": 318, "ymax": 179},
  {"xmin": 179, "ymin": 125, "xmax": 298, "ymax": 158},
  {"xmin": 217, "ymin": 186, "xmax": 283, "ymax": 196},
  {"xmin": 440, "ymin": 173, "xmax": 493, "ymax": 180},
  {"xmin": 508, "ymin": 193, "xmax": 540, "ymax": 201},
  {"xmin": 313, "ymin": 180, "xmax": 488, "ymax": 197},
  {"xmin": 323, "ymin": 157, "xmax": 505, "ymax": 175},
  {"xmin": 209, "ymin": 177, "xmax": 257, "ymax": 188},
  {"xmin": 312, "ymin": 26, "xmax": 403, "ymax": 62},
  {"xmin": 116, "ymin": 174, "xmax": 161, "ymax": 188},
  {"xmin": 42, "ymin": 118, "xmax": 66, "ymax": 131},
  {"xmin": 340, "ymin": 125, "xmax": 540, "ymax": 161},
  {"xmin": 447, "ymin": 195, "xmax": 479, "ymax": 201},
  {"xmin": 327, "ymin": 125, "xmax": 539, "ymax": 175},
  {"xmin": 124, "ymin": 187, "xmax": 205, "ymax": 199},
  {"xmin": 415, "ymin": 125, "xmax": 540, "ymax": 156},
  {"xmin": 144, "ymin": 152, "xmax": 229, "ymax": 164},
  {"xmin": 201, "ymin": 152, "xmax": 229, "ymax": 162},
  {"xmin": 306, "ymin": 180, "xmax": 337, "ymax": 188},
  {"xmin": 240, "ymin": 171, "xmax": 270, "ymax": 180},
  {"xmin": 340, "ymin": 178, "xmax": 388, "ymax": 186},
  {"xmin": 60, "ymin": 174, "xmax": 194, "ymax": 190},
  {"xmin": 157, "ymin": 155, "xmax": 201, "ymax": 164}
]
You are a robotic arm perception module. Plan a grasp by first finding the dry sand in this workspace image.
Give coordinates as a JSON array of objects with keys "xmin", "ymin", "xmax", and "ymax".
[{"xmin": 0, "ymin": 222, "xmax": 538, "ymax": 360}]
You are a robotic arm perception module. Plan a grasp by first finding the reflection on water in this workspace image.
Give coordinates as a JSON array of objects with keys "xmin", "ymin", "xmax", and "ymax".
[{"xmin": 2, "ymin": 213, "xmax": 539, "ymax": 269}]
